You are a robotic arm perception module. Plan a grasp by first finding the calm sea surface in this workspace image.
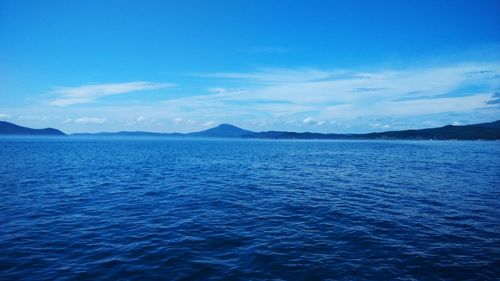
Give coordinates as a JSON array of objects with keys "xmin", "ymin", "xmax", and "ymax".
[{"xmin": 0, "ymin": 137, "xmax": 499, "ymax": 280}]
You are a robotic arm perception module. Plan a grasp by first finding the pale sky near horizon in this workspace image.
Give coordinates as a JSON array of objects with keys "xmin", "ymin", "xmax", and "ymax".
[{"xmin": 1, "ymin": 0, "xmax": 499, "ymax": 133}]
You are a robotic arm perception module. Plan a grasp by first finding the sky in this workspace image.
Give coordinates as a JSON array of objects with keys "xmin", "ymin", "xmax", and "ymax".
[{"xmin": 0, "ymin": 0, "xmax": 499, "ymax": 133}]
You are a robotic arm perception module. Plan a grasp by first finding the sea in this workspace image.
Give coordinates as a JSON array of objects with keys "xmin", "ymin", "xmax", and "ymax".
[{"xmin": 0, "ymin": 137, "xmax": 499, "ymax": 280}]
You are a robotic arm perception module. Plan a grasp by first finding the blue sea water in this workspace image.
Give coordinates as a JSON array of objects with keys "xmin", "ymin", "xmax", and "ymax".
[{"xmin": 0, "ymin": 137, "xmax": 499, "ymax": 281}]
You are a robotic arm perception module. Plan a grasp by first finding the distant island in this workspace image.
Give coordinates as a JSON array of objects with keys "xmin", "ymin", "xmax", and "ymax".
[
  {"xmin": 0, "ymin": 121, "xmax": 65, "ymax": 136},
  {"xmin": 1, "ymin": 120, "xmax": 499, "ymax": 140}
]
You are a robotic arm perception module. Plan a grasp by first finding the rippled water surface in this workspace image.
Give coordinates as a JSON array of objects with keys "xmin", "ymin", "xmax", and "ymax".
[{"xmin": 1, "ymin": 137, "xmax": 499, "ymax": 280}]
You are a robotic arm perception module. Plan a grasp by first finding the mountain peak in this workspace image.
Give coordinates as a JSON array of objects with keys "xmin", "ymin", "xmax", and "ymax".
[
  {"xmin": 0, "ymin": 121, "xmax": 66, "ymax": 135},
  {"xmin": 215, "ymin": 123, "xmax": 240, "ymax": 129},
  {"xmin": 187, "ymin": 123, "xmax": 254, "ymax": 137}
]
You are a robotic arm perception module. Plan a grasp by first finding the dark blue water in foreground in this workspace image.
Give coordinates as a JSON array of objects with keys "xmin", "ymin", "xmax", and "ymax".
[{"xmin": 1, "ymin": 137, "xmax": 499, "ymax": 280}]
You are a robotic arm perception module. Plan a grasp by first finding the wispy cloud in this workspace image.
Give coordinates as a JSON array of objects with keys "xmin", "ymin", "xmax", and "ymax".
[
  {"xmin": 18, "ymin": 115, "xmax": 48, "ymax": 121},
  {"xmin": 238, "ymin": 46, "xmax": 292, "ymax": 54},
  {"xmin": 73, "ymin": 117, "xmax": 107, "ymax": 124},
  {"xmin": 203, "ymin": 121, "xmax": 216, "ymax": 127},
  {"xmin": 197, "ymin": 68, "xmax": 336, "ymax": 83},
  {"xmin": 162, "ymin": 62, "xmax": 500, "ymax": 130},
  {"xmin": 486, "ymin": 92, "xmax": 500, "ymax": 104},
  {"xmin": 9, "ymin": 62, "xmax": 499, "ymax": 133},
  {"xmin": 0, "ymin": 113, "xmax": 11, "ymax": 120},
  {"xmin": 48, "ymin": 81, "xmax": 174, "ymax": 106}
]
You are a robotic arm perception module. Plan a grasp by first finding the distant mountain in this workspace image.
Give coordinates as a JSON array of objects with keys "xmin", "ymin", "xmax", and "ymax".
[
  {"xmin": 245, "ymin": 120, "xmax": 500, "ymax": 140},
  {"xmin": 72, "ymin": 131, "xmax": 183, "ymax": 137},
  {"xmin": 186, "ymin": 123, "xmax": 254, "ymax": 138},
  {"xmin": 359, "ymin": 121, "xmax": 500, "ymax": 140},
  {"xmin": 472, "ymin": 120, "xmax": 500, "ymax": 129},
  {"xmin": 0, "ymin": 121, "xmax": 65, "ymax": 135},
  {"xmin": 6, "ymin": 119, "xmax": 496, "ymax": 140},
  {"xmin": 245, "ymin": 131, "xmax": 351, "ymax": 139},
  {"xmin": 70, "ymin": 124, "xmax": 254, "ymax": 138}
]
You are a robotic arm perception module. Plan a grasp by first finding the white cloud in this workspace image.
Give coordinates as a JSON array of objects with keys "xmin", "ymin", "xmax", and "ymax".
[
  {"xmin": 303, "ymin": 116, "xmax": 325, "ymax": 126},
  {"xmin": 0, "ymin": 113, "xmax": 10, "ymax": 120},
  {"xmin": 9, "ymin": 62, "xmax": 498, "ymax": 133},
  {"xmin": 370, "ymin": 123, "xmax": 391, "ymax": 129},
  {"xmin": 198, "ymin": 68, "xmax": 335, "ymax": 83},
  {"xmin": 74, "ymin": 117, "xmax": 107, "ymax": 124},
  {"xmin": 125, "ymin": 116, "xmax": 159, "ymax": 126},
  {"xmin": 48, "ymin": 81, "xmax": 174, "ymax": 106},
  {"xmin": 172, "ymin": 117, "xmax": 183, "ymax": 124},
  {"xmin": 203, "ymin": 121, "xmax": 216, "ymax": 127},
  {"xmin": 179, "ymin": 63, "xmax": 500, "ymax": 123},
  {"xmin": 18, "ymin": 115, "xmax": 48, "ymax": 121},
  {"xmin": 208, "ymin": 88, "xmax": 227, "ymax": 95},
  {"xmin": 170, "ymin": 117, "xmax": 198, "ymax": 125},
  {"xmin": 303, "ymin": 117, "xmax": 315, "ymax": 124}
]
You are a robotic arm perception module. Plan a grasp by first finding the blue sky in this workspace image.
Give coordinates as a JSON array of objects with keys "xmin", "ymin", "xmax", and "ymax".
[{"xmin": 1, "ymin": 0, "xmax": 499, "ymax": 133}]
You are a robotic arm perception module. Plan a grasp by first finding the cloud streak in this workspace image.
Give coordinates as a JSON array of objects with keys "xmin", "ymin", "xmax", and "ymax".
[
  {"xmin": 157, "ymin": 62, "xmax": 500, "ymax": 131},
  {"xmin": 174, "ymin": 63, "xmax": 500, "ymax": 114},
  {"xmin": 73, "ymin": 117, "xmax": 107, "ymax": 124},
  {"xmin": 238, "ymin": 46, "xmax": 292, "ymax": 54},
  {"xmin": 9, "ymin": 62, "xmax": 499, "ymax": 133},
  {"xmin": 48, "ymin": 81, "xmax": 174, "ymax": 106},
  {"xmin": 486, "ymin": 92, "xmax": 500, "ymax": 104}
]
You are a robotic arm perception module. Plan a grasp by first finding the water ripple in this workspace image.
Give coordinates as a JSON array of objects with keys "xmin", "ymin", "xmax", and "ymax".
[{"xmin": 0, "ymin": 138, "xmax": 499, "ymax": 280}]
